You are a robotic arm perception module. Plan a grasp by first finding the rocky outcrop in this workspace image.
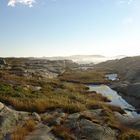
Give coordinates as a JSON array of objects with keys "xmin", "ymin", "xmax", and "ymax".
[
  {"xmin": 0, "ymin": 58, "xmax": 7, "ymax": 68},
  {"xmin": 1, "ymin": 102, "xmax": 140, "ymax": 140},
  {"xmin": 0, "ymin": 103, "xmax": 4, "ymax": 111},
  {"xmin": 25, "ymin": 109, "xmax": 119, "ymax": 140},
  {"xmin": 0, "ymin": 59, "xmax": 6, "ymax": 65},
  {"xmin": 74, "ymin": 119, "xmax": 116, "ymax": 140},
  {"xmin": 95, "ymin": 56, "xmax": 140, "ymax": 82},
  {"xmin": 0, "ymin": 102, "xmax": 30, "ymax": 139},
  {"xmin": 95, "ymin": 56, "xmax": 140, "ymax": 110},
  {"xmin": 64, "ymin": 110, "xmax": 118, "ymax": 140},
  {"xmin": 112, "ymin": 82, "xmax": 140, "ymax": 109},
  {"xmin": 115, "ymin": 112, "xmax": 140, "ymax": 131},
  {"xmin": 0, "ymin": 105, "xmax": 121, "ymax": 140},
  {"xmin": 4, "ymin": 58, "xmax": 79, "ymax": 79}
]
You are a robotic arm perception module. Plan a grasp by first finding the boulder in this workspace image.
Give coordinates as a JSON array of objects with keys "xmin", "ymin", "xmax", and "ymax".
[
  {"xmin": 51, "ymin": 117, "xmax": 63, "ymax": 126},
  {"xmin": 0, "ymin": 103, "xmax": 4, "ymax": 111},
  {"xmin": 65, "ymin": 110, "xmax": 117, "ymax": 140},
  {"xmin": 66, "ymin": 118, "xmax": 117, "ymax": 140},
  {"xmin": 79, "ymin": 119, "xmax": 117, "ymax": 140},
  {"xmin": 0, "ymin": 59, "xmax": 6, "ymax": 65},
  {"xmin": 32, "ymin": 112, "xmax": 41, "ymax": 122},
  {"xmin": 0, "ymin": 105, "xmax": 30, "ymax": 139},
  {"xmin": 68, "ymin": 113, "xmax": 80, "ymax": 120},
  {"xmin": 0, "ymin": 111, "xmax": 18, "ymax": 136}
]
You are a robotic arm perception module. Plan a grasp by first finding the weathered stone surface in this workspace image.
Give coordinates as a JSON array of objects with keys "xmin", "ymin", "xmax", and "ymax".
[
  {"xmin": 0, "ymin": 59, "xmax": 6, "ymax": 65},
  {"xmin": 32, "ymin": 86, "xmax": 42, "ymax": 92},
  {"xmin": 112, "ymin": 82, "xmax": 140, "ymax": 109},
  {"xmin": 115, "ymin": 113, "xmax": 140, "ymax": 131},
  {"xmin": 79, "ymin": 119, "xmax": 116, "ymax": 140},
  {"xmin": 0, "ymin": 110, "xmax": 18, "ymax": 136},
  {"xmin": 0, "ymin": 102, "xmax": 4, "ymax": 111},
  {"xmin": 127, "ymin": 117, "xmax": 140, "ymax": 130},
  {"xmin": 57, "ymin": 112, "xmax": 66, "ymax": 117},
  {"xmin": 0, "ymin": 105, "xmax": 30, "ymax": 139},
  {"xmin": 68, "ymin": 113, "xmax": 80, "ymax": 120},
  {"xmin": 65, "ymin": 110, "xmax": 117, "ymax": 140},
  {"xmin": 52, "ymin": 117, "xmax": 63, "ymax": 126},
  {"xmin": 32, "ymin": 112, "xmax": 41, "ymax": 122},
  {"xmin": 66, "ymin": 117, "xmax": 117, "ymax": 140}
]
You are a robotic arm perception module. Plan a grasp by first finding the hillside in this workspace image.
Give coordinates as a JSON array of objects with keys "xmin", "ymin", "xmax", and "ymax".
[
  {"xmin": 94, "ymin": 56, "xmax": 140, "ymax": 82},
  {"xmin": 94, "ymin": 56, "xmax": 140, "ymax": 109}
]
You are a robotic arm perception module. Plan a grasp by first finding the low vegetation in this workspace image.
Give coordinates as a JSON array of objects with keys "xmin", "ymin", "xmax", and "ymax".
[
  {"xmin": 119, "ymin": 129, "xmax": 140, "ymax": 140},
  {"xmin": 52, "ymin": 126, "xmax": 75, "ymax": 140},
  {"xmin": 59, "ymin": 69, "xmax": 109, "ymax": 84},
  {"xmin": 10, "ymin": 119, "xmax": 37, "ymax": 140},
  {"xmin": 0, "ymin": 81, "xmax": 112, "ymax": 113},
  {"xmin": 0, "ymin": 70, "xmax": 113, "ymax": 113}
]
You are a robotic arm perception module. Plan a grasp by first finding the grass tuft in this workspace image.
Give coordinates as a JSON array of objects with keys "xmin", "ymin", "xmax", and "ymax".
[
  {"xmin": 52, "ymin": 126, "xmax": 75, "ymax": 140},
  {"xmin": 11, "ymin": 119, "xmax": 37, "ymax": 140}
]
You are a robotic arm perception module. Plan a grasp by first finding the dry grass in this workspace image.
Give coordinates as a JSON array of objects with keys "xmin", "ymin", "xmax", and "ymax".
[
  {"xmin": 119, "ymin": 129, "xmax": 140, "ymax": 140},
  {"xmin": 97, "ymin": 108, "xmax": 140, "ymax": 140},
  {"xmin": 86, "ymin": 91, "xmax": 111, "ymax": 102},
  {"xmin": 11, "ymin": 119, "xmax": 37, "ymax": 140},
  {"xmin": 41, "ymin": 114, "xmax": 56, "ymax": 124},
  {"xmin": 106, "ymin": 104, "xmax": 125, "ymax": 114},
  {"xmin": 59, "ymin": 70, "xmax": 109, "ymax": 84},
  {"xmin": 0, "ymin": 68, "xmax": 112, "ymax": 114},
  {"xmin": 0, "ymin": 79, "xmax": 113, "ymax": 113}
]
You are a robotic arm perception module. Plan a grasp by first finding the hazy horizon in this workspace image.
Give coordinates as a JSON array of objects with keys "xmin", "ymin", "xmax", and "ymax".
[
  {"xmin": 1, "ymin": 54, "xmax": 139, "ymax": 58},
  {"xmin": 0, "ymin": 0, "xmax": 140, "ymax": 57}
]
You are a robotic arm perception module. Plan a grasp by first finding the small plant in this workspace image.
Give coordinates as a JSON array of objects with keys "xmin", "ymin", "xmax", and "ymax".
[
  {"xmin": 41, "ymin": 114, "xmax": 56, "ymax": 124},
  {"xmin": 11, "ymin": 119, "xmax": 37, "ymax": 140},
  {"xmin": 52, "ymin": 126, "xmax": 75, "ymax": 140},
  {"xmin": 119, "ymin": 129, "xmax": 140, "ymax": 140}
]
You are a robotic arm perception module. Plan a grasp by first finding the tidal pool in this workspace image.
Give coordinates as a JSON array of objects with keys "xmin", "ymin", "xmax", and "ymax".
[{"xmin": 88, "ymin": 84, "xmax": 140, "ymax": 117}]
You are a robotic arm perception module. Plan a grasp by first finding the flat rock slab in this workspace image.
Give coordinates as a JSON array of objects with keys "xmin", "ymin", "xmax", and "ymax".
[
  {"xmin": 66, "ymin": 111, "xmax": 118, "ymax": 140},
  {"xmin": 78, "ymin": 119, "xmax": 117, "ymax": 140}
]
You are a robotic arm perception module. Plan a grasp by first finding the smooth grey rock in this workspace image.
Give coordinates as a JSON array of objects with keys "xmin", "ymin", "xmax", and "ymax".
[
  {"xmin": 0, "ymin": 111, "xmax": 18, "ymax": 135},
  {"xmin": 77, "ymin": 119, "xmax": 117, "ymax": 140},
  {"xmin": 58, "ymin": 113, "xmax": 66, "ymax": 118},
  {"xmin": 32, "ymin": 112, "xmax": 41, "ymax": 122},
  {"xmin": 31, "ymin": 86, "xmax": 42, "ymax": 92},
  {"xmin": 65, "ymin": 111, "xmax": 117, "ymax": 140},
  {"xmin": 0, "ymin": 105, "xmax": 30, "ymax": 139},
  {"xmin": 68, "ymin": 113, "xmax": 80, "ymax": 120},
  {"xmin": 0, "ymin": 103, "xmax": 4, "ymax": 111},
  {"xmin": 0, "ymin": 59, "xmax": 6, "ymax": 65},
  {"xmin": 52, "ymin": 117, "xmax": 62, "ymax": 126}
]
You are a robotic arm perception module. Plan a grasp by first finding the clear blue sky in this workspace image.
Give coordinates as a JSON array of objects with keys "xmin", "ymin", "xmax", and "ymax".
[{"xmin": 0, "ymin": 0, "xmax": 140, "ymax": 57}]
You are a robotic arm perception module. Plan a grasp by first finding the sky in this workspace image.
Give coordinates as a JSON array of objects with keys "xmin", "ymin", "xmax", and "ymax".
[{"xmin": 0, "ymin": 0, "xmax": 140, "ymax": 57}]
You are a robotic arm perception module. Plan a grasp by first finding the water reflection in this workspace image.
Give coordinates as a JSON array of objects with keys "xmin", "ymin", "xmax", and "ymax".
[
  {"xmin": 105, "ymin": 74, "xmax": 118, "ymax": 81},
  {"xmin": 88, "ymin": 84, "xmax": 139, "ymax": 117}
]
